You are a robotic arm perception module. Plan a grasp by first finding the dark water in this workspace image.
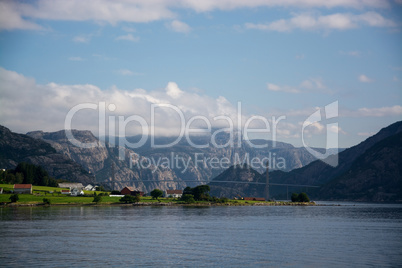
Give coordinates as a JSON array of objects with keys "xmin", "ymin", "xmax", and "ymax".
[{"xmin": 1, "ymin": 203, "xmax": 401, "ymax": 267}]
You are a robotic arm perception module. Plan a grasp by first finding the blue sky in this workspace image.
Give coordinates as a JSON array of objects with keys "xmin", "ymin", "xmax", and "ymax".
[{"xmin": 0, "ymin": 0, "xmax": 401, "ymax": 148}]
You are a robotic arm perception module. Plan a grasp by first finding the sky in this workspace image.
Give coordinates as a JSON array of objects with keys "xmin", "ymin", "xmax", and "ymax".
[{"xmin": 0, "ymin": 0, "xmax": 401, "ymax": 149}]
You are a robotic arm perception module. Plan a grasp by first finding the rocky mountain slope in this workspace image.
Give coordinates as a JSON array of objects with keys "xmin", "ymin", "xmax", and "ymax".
[
  {"xmin": 208, "ymin": 121, "xmax": 402, "ymax": 202},
  {"xmin": 265, "ymin": 121, "xmax": 402, "ymax": 199},
  {"xmin": 313, "ymin": 132, "xmax": 402, "ymax": 202},
  {"xmin": 27, "ymin": 129, "xmax": 185, "ymax": 193},
  {"xmin": 26, "ymin": 128, "xmax": 335, "ymax": 192},
  {"xmin": 209, "ymin": 165, "xmax": 265, "ymax": 198},
  {"xmin": 0, "ymin": 125, "xmax": 94, "ymax": 184}
]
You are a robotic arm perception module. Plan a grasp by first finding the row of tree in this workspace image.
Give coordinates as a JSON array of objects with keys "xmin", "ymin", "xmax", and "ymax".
[{"xmin": 0, "ymin": 162, "xmax": 59, "ymax": 187}]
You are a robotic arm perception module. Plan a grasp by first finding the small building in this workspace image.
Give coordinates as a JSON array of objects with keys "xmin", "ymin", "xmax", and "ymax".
[
  {"xmin": 84, "ymin": 184, "xmax": 96, "ymax": 191},
  {"xmin": 61, "ymin": 189, "xmax": 71, "ymax": 195},
  {"xmin": 244, "ymin": 197, "xmax": 265, "ymax": 201},
  {"xmin": 58, "ymin": 183, "xmax": 84, "ymax": 190},
  {"xmin": 121, "ymin": 187, "xmax": 144, "ymax": 196},
  {"xmin": 14, "ymin": 184, "xmax": 32, "ymax": 194},
  {"xmin": 165, "ymin": 190, "xmax": 183, "ymax": 198},
  {"xmin": 70, "ymin": 188, "xmax": 84, "ymax": 196}
]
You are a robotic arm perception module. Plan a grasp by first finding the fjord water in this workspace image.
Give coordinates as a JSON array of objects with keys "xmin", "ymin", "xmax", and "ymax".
[{"xmin": 1, "ymin": 203, "xmax": 401, "ymax": 267}]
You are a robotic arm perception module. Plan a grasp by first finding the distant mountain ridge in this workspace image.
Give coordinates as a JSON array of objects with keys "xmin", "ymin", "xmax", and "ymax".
[
  {"xmin": 25, "ymin": 128, "xmax": 338, "ymax": 192},
  {"xmin": 209, "ymin": 121, "xmax": 402, "ymax": 202}
]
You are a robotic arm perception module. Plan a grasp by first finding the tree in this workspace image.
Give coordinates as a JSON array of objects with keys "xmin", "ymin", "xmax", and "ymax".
[
  {"xmin": 93, "ymin": 195, "xmax": 102, "ymax": 203},
  {"xmin": 181, "ymin": 194, "xmax": 195, "ymax": 204},
  {"xmin": 96, "ymin": 185, "xmax": 105, "ymax": 191},
  {"xmin": 291, "ymin": 193, "xmax": 299, "ymax": 202},
  {"xmin": 120, "ymin": 195, "xmax": 135, "ymax": 204},
  {"xmin": 291, "ymin": 192, "xmax": 310, "ymax": 202},
  {"xmin": 150, "ymin": 189, "xmax": 163, "ymax": 200},
  {"xmin": 133, "ymin": 194, "xmax": 141, "ymax": 203},
  {"xmin": 182, "ymin": 185, "xmax": 211, "ymax": 201},
  {"xmin": 9, "ymin": 194, "xmax": 19, "ymax": 203},
  {"xmin": 43, "ymin": 198, "xmax": 51, "ymax": 205},
  {"xmin": 299, "ymin": 192, "xmax": 310, "ymax": 202}
]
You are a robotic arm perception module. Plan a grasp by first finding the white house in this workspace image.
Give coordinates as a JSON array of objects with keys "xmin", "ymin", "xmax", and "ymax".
[
  {"xmin": 70, "ymin": 188, "xmax": 84, "ymax": 196},
  {"xmin": 84, "ymin": 184, "xmax": 96, "ymax": 191},
  {"xmin": 164, "ymin": 190, "xmax": 183, "ymax": 198}
]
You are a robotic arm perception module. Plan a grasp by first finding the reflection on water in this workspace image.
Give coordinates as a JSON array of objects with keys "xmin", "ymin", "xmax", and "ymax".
[{"xmin": 1, "ymin": 204, "xmax": 401, "ymax": 267}]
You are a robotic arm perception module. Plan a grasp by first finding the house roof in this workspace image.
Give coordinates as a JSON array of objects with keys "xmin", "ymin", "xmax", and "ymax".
[
  {"xmin": 14, "ymin": 184, "xmax": 32, "ymax": 189},
  {"xmin": 61, "ymin": 189, "xmax": 70, "ymax": 192},
  {"xmin": 58, "ymin": 183, "xmax": 84, "ymax": 188},
  {"xmin": 244, "ymin": 197, "xmax": 265, "ymax": 201},
  {"xmin": 123, "ymin": 187, "xmax": 137, "ymax": 191},
  {"xmin": 166, "ymin": 190, "xmax": 183, "ymax": 194}
]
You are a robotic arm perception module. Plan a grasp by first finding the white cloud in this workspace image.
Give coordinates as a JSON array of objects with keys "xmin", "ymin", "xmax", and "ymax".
[
  {"xmin": 115, "ymin": 33, "xmax": 140, "ymax": 42},
  {"xmin": 68, "ymin": 57, "xmax": 84, "ymax": 61},
  {"xmin": 341, "ymin": 105, "xmax": 402, "ymax": 117},
  {"xmin": 166, "ymin": 20, "xmax": 192, "ymax": 33},
  {"xmin": 354, "ymin": 106, "xmax": 402, "ymax": 117},
  {"xmin": 0, "ymin": 1, "xmax": 42, "ymax": 31},
  {"xmin": 328, "ymin": 125, "xmax": 346, "ymax": 134},
  {"xmin": 245, "ymin": 12, "xmax": 396, "ymax": 32},
  {"xmin": 116, "ymin": 69, "xmax": 143, "ymax": 76},
  {"xmin": 1, "ymin": 67, "xmax": 399, "ymax": 144},
  {"xmin": 0, "ymin": 67, "xmax": 248, "ymax": 136},
  {"xmin": 165, "ymin": 82, "xmax": 184, "ymax": 99},
  {"xmin": 268, "ymin": 78, "xmax": 327, "ymax": 94},
  {"xmin": 267, "ymin": 83, "xmax": 300, "ymax": 93},
  {"xmin": 0, "ymin": 0, "xmax": 390, "ymax": 31},
  {"xmin": 358, "ymin": 74, "xmax": 373, "ymax": 83},
  {"xmin": 73, "ymin": 35, "xmax": 91, "ymax": 43}
]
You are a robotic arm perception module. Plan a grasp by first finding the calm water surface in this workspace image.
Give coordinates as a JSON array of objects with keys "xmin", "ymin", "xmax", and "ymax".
[{"xmin": 0, "ymin": 203, "xmax": 401, "ymax": 267}]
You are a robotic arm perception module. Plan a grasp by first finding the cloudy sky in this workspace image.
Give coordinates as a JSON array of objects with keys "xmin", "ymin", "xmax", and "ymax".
[{"xmin": 0, "ymin": 0, "xmax": 401, "ymax": 148}]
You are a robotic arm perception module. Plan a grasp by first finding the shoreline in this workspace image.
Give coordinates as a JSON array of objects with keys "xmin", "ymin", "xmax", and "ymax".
[{"xmin": 0, "ymin": 201, "xmax": 319, "ymax": 208}]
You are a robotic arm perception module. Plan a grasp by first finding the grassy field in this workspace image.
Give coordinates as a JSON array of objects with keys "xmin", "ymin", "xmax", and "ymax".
[
  {"xmin": 0, "ymin": 193, "xmax": 273, "ymax": 205},
  {"xmin": 0, "ymin": 183, "xmax": 299, "ymax": 206},
  {"xmin": 0, "ymin": 183, "xmax": 119, "ymax": 204},
  {"xmin": 1, "ymin": 184, "xmax": 109, "ymax": 195}
]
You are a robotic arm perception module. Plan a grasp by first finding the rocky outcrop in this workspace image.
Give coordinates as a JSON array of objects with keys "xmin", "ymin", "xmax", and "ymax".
[
  {"xmin": 0, "ymin": 126, "xmax": 94, "ymax": 184},
  {"xmin": 27, "ymin": 129, "xmax": 186, "ymax": 193}
]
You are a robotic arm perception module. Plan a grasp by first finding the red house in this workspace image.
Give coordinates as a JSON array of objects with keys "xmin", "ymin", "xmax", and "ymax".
[
  {"xmin": 14, "ymin": 184, "xmax": 32, "ymax": 194},
  {"xmin": 121, "ymin": 187, "xmax": 144, "ymax": 196}
]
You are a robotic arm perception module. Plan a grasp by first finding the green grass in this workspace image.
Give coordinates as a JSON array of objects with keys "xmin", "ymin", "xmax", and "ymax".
[
  {"xmin": 0, "ymin": 183, "xmax": 117, "ymax": 204},
  {"xmin": 0, "ymin": 193, "xmax": 123, "ymax": 204},
  {"xmin": 0, "ymin": 183, "xmax": 296, "ymax": 206}
]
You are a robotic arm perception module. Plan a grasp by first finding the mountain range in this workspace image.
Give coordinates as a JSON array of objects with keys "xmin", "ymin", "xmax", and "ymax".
[
  {"xmin": 209, "ymin": 121, "xmax": 402, "ymax": 202},
  {"xmin": 1, "ymin": 121, "xmax": 400, "ymax": 202},
  {"xmin": 24, "ymin": 128, "xmax": 334, "ymax": 192}
]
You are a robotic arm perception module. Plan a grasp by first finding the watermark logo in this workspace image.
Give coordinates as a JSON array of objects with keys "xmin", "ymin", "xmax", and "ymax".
[
  {"xmin": 64, "ymin": 100, "xmax": 339, "ymax": 171},
  {"xmin": 302, "ymin": 101, "xmax": 339, "ymax": 167}
]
